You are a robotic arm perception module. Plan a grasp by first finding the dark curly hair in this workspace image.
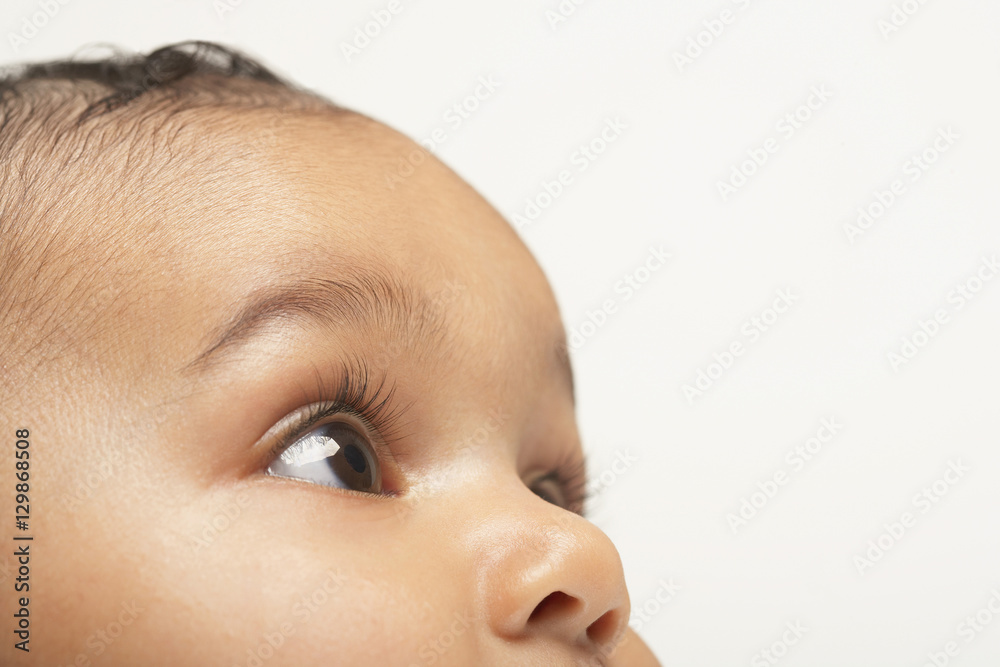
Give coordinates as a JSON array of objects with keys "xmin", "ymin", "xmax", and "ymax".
[
  {"xmin": 0, "ymin": 41, "xmax": 347, "ymax": 394},
  {"xmin": 0, "ymin": 40, "xmax": 336, "ymax": 122}
]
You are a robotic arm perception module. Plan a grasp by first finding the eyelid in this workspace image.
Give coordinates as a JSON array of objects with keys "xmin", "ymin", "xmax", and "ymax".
[
  {"xmin": 264, "ymin": 400, "xmax": 369, "ymax": 464},
  {"xmin": 253, "ymin": 361, "xmax": 408, "ymax": 491},
  {"xmin": 252, "ymin": 361, "xmax": 588, "ymax": 512},
  {"xmin": 263, "ymin": 402, "xmax": 399, "ymax": 487},
  {"xmin": 525, "ymin": 455, "xmax": 590, "ymax": 517}
]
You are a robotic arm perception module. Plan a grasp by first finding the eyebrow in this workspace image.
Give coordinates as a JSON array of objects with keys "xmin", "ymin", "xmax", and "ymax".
[
  {"xmin": 182, "ymin": 273, "xmax": 430, "ymax": 375},
  {"xmin": 181, "ymin": 273, "xmax": 576, "ymax": 401}
]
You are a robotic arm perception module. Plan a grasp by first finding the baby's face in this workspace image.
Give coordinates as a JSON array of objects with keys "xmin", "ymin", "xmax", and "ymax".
[{"xmin": 18, "ymin": 113, "xmax": 659, "ymax": 665}]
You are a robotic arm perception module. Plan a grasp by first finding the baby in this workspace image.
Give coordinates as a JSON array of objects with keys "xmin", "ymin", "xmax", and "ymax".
[{"xmin": 0, "ymin": 41, "xmax": 661, "ymax": 666}]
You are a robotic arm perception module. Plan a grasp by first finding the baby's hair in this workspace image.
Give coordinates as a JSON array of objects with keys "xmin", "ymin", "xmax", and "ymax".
[
  {"xmin": 1, "ymin": 40, "xmax": 305, "ymax": 123},
  {"xmin": 0, "ymin": 41, "xmax": 346, "ymax": 397}
]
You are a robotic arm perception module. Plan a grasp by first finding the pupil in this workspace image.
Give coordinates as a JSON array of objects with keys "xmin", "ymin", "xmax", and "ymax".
[{"xmin": 343, "ymin": 445, "xmax": 367, "ymax": 473}]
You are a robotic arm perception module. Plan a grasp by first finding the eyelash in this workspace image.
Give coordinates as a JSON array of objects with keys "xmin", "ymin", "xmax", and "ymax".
[
  {"xmin": 265, "ymin": 360, "xmax": 404, "ymax": 484},
  {"xmin": 265, "ymin": 359, "xmax": 592, "ymax": 515},
  {"xmin": 533, "ymin": 453, "xmax": 591, "ymax": 517}
]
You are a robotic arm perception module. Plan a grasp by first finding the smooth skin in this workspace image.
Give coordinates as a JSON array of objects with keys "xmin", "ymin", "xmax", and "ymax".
[{"xmin": 1, "ymin": 110, "xmax": 661, "ymax": 666}]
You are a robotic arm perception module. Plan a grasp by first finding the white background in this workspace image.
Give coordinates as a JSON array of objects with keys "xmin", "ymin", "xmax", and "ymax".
[{"xmin": 4, "ymin": 1, "xmax": 999, "ymax": 664}]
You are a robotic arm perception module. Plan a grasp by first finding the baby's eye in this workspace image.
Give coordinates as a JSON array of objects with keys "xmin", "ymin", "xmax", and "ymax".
[
  {"xmin": 530, "ymin": 474, "xmax": 566, "ymax": 508},
  {"xmin": 266, "ymin": 420, "xmax": 382, "ymax": 494},
  {"xmin": 528, "ymin": 470, "xmax": 588, "ymax": 516}
]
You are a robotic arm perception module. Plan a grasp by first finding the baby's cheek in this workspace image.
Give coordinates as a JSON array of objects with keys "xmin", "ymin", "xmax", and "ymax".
[
  {"xmin": 33, "ymin": 469, "xmax": 485, "ymax": 667},
  {"xmin": 133, "ymin": 488, "xmax": 477, "ymax": 666}
]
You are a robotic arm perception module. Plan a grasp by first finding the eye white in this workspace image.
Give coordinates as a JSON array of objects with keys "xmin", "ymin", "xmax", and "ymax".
[
  {"xmin": 280, "ymin": 433, "xmax": 342, "ymax": 467},
  {"xmin": 267, "ymin": 421, "xmax": 382, "ymax": 493}
]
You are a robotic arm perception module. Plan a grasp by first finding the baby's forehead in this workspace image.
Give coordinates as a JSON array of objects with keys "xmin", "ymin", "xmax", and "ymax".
[
  {"xmin": 3, "ymin": 85, "xmax": 563, "ymax": 413},
  {"xmin": 156, "ymin": 133, "xmax": 562, "ymax": 384}
]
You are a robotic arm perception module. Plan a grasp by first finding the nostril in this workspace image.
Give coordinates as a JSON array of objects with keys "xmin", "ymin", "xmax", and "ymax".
[
  {"xmin": 528, "ymin": 591, "xmax": 582, "ymax": 624},
  {"xmin": 586, "ymin": 608, "xmax": 623, "ymax": 647}
]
